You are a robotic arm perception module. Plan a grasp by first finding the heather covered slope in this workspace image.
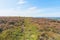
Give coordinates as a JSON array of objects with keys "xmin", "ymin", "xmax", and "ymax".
[{"xmin": 0, "ymin": 17, "xmax": 60, "ymax": 40}]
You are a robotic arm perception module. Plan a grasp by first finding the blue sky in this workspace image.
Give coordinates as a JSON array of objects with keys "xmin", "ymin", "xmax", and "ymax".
[{"xmin": 0, "ymin": 0, "xmax": 60, "ymax": 17}]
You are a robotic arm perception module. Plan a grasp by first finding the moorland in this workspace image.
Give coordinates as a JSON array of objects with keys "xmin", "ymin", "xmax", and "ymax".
[{"xmin": 0, "ymin": 17, "xmax": 60, "ymax": 40}]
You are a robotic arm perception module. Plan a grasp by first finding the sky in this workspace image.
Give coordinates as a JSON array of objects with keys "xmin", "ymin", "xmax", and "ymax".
[{"xmin": 0, "ymin": 0, "xmax": 60, "ymax": 17}]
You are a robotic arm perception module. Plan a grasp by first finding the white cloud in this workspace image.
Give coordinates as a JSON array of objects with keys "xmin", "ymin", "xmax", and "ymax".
[
  {"xmin": 25, "ymin": 7, "xmax": 41, "ymax": 14},
  {"xmin": 0, "ymin": 7, "xmax": 41, "ymax": 16},
  {"xmin": 0, "ymin": 7, "xmax": 60, "ymax": 17},
  {"xmin": 17, "ymin": 0, "xmax": 26, "ymax": 5},
  {"xmin": 0, "ymin": 0, "xmax": 60, "ymax": 17}
]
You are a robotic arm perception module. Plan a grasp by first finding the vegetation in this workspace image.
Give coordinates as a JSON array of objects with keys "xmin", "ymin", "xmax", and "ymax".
[{"xmin": 0, "ymin": 17, "xmax": 60, "ymax": 40}]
